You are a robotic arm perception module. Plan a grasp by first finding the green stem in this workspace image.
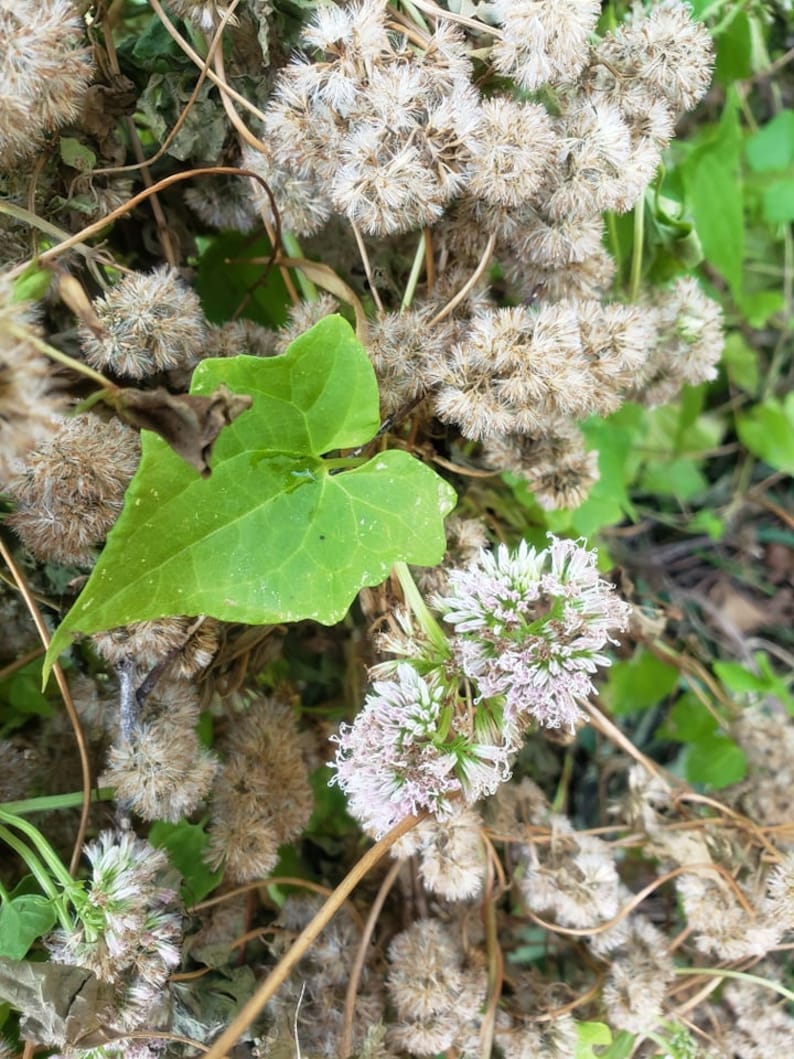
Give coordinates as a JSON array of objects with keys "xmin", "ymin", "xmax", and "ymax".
[
  {"xmin": 0, "ymin": 809, "xmax": 76, "ymax": 891},
  {"xmin": 396, "ymin": 0, "xmax": 430, "ymax": 32},
  {"xmin": 281, "ymin": 231, "xmax": 318, "ymax": 302},
  {"xmin": 5, "ymin": 322, "xmax": 115, "ymax": 391},
  {"xmin": 675, "ymin": 966, "xmax": 794, "ymax": 1004},
  {"xmin": 605, "ymin": 210, "xmax": 622, "ymax": 278},
  {"xmin": 628, "ymin": 197, "xmax": 645, "ymax": 302},
  {"xmin": 0, "ymin": 824, "xmax": 72, "ymax": 931},
  {"xmin": 0, "ymin": 879, "xmax": 11, "ymax": 902},
  {"xmin": 0, "ymin": 201, "xmax": 77, "ymax": 248},
  {"xmin": 392, "ymin": 562, "xmax": 450, "ymax": 658},
  {"xmin": 401, "ymin": 233, "xmax": 426, "ymax": 311},
  {"xmin": 1, "ymin": 788, "xmax": 114, "ymax": 816}
]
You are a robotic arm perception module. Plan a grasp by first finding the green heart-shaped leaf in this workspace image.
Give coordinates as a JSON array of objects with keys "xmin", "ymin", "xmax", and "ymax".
[{"xmin": 45, "ymin": 316, "xmax": 455, "ymax": 679}]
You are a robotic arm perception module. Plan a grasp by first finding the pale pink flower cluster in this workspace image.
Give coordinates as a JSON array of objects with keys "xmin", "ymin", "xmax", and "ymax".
[
  {"xmin": 333, "ymin": 537, "xmax": 628, "ymax": 835},
  {"xmin": 332, "ymin": 663, "xmax": 515, "ymax": 838},
  {"xmin": 439, "ymin": 537, "xmax": 630, "ymax": 730},
  {"xmin": 48, "ymin": 831, "xmax": 181, "ymax": 1032}
]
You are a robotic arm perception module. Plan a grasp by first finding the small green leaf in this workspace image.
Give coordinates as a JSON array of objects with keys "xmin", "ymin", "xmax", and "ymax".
[
  {"xmin": 45, "ymin": 317, "xmax": 456, "ymax": 679},
  {"xmin": 58, "ymin": 137, "xmax": 96, "ymax": 172},
  {"xmin": 714, "ymin": 661, "xmax": 769, "ymax": 694},
  {"xmin": 721, "ymin": 332, "xmax": 759, "ymax": 394},
  {"xmin": 11, "ymin": 265, "xmax": 52, "ymax": 304},
  {"xmin": 688, "ymin": 510, "xmax": 725, "ymax": 540},
  {"xmin": 575, "ymin": 1021, "xmax": 613, "ymax": 1058},
  {"xmin": 745, "ymin": 110, "xmax": 794, "ymax": 172},
  {"xmin": 760, "ymin": 179, "xmax": 794, "ymax": 224},
  {"xmin": 680, "ymin": 97, "xmax": 743, "ymax": 293},
  {"xmin": 572, "ymin": 407, "xmax": 643, "ymax": 535},
  {"xmin": 737, "ymin": 395, "xmax": 794, "ymax": 474},
  {"xmin": 196, "ymin": 231, "xmax": 290, "ymax": 328},
  {"xmin": 603, "ymin": 649, "xmax": 678, "ymax": 717},
  {"xmin": 714, "ymin": 11, "xmax": 757, "ymax": 84},
  {"xmin": 0, "ymin": 895, "xmax": 57, "ymax": 959},
  {"xmin": 734, "ymin": 289, "xmax": 783, "ymax": 328},
  {"xmin": 148, "ymin": 820, "xmax": 222, "ymax": 904},
  {"xmin": 660, "ymin": 691, "xmax": 716, "ymax": 742},
  {"xmin": 684, "ymin": 734, "xmax": 747, "ymax": 789},
  {"xmin": 715, "ymin": 656, "xmax": 794, "ymax": 713},
  {"xmin": 639, "ymin": 458, "xmax": 707, "ymax": 501}
]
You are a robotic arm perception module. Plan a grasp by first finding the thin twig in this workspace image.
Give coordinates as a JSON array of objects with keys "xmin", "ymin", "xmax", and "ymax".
[
  {"xmin": 94, "ymin": 0, "xmax": 237, "ymax": 177},
  {"xmin": 148, "ymin": 0, "xmax": 268, "ymax": 125},
  {"xmin": 0, "ymin": 540, "xmax": 92, "ymax": 876},
  {"xmin": 10, "ymin": 167, "xmax": 282, "ymax": 277},
  {"xmin": 350, "ymin": 222, "xmax": 384, "ymax": 315},
  {"xmin": 340, "ymin": 858, "xmax": 401, "ymax": 1057},
  {"xmin": 201, "ymin": 814, "xmax": 422, "ymax": 1059},
  {"xmin": 428, "ymin": 233, "xmax": 495, "ymax": 326},
  {"xmin": 583, "ymin": 698, "xmax": 665, "ymax": 778}
]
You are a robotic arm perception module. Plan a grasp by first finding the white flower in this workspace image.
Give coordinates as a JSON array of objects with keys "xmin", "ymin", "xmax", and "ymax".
[{"xmin": 438, "ymin": 536, "xmax": 630, "ymax": 729}]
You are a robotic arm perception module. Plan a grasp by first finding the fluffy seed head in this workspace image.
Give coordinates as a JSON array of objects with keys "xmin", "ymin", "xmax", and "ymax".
[
  {"xmin": 491, "ymin": 0, "xmax": 601, "ymax": 90},
  {"xmin": 0, "ymin": 0, "xmax": 94, "ymax": 168},
  {"xmin": 101, "ymin": 680, "xmax": 218, "ymax": 821},
  {"xmin": 206, "ymin": 695, "xmax": 313, "ymax": 881},
  {"xmin": 79, "ymin": 267, "xmax": 207, "ymax": 380},
  {"xmin": 466, "ymin": 97, "xmax": 558, "ymax": 208},
  {"xmin": 599, "ymin": 0, "xmax": 714, "ymax": 112},
  {"xmin": 6, "ymin": 414, "xmax": 140, "ymax": 566}
]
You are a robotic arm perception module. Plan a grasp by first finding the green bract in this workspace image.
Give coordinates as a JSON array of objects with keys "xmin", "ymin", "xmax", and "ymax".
[{"xmin": 44, "ymin": 316, "xmax": 456, "ymax": 679}]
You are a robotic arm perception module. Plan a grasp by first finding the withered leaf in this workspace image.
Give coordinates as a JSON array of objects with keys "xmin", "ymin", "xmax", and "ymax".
[
  {"xmin": 0, "ymin": 958, "xmax": 115, "ymax": 1047},
  {"xmin": 112, "ymin": 384, "xmax": 253, "ymax": 477}
]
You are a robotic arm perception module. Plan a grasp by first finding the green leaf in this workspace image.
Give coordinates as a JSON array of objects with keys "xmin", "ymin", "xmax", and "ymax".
[
  {"xmin": 760, "ymin": 179, "xmax": 794, "ymax": 224},
  {"xmin": 688, "ymin": 509, "xmax": 726, "ymax": 541},
  {"xmin": 684, "ymin": 734, "xmax": 747, "ymax": 789},
  {"xmin": 734, "ymin": 289, "xmax": 783, "ymax": 328},
  {"xmin": 714, "ymin": 11, "xmax": 754, "ymax": 84},
  {"xmin": 660, "ymin": 691, "xmax": 716, "ymax": 742},
  {"xmin": 575, "ymin": 1021, "xmax": 613, "ymax": 1058},
  {"xmin": 680, "ymin": 97, "xmax": 743, "ymax": 293},
  {"xmin": 11, "ymin": 265, "xmax": 52, "ymax": 304},
  {"xmin": 148, "ymin": 820, "xmax": 222, "ymax": 904},
  {"xmin": 195, "ymin": 231, "xmax": 290, "ymax": 329},
  {"xmin": 638, "ymin": 458, "xmax": 707, "ymax": 501},
  {"xmin": 721, "ymin": 332, "xmax": 759, "ymax": 394},
  {"xmin": 45, "ymin": 317, "xmax": 456, "ymax": 678},
  {"xmin": 745, "ymin": 111, "xmax": 794, "ymax": 172},
  {"xmin": 0, "ymin": 896, "xmax": 57, "ymax": 959},
  {"xmin": 715, "ymin": 656, "xmax": 794, "ymax": 713},
  {"xmin": 737, "ymin": 394, "xmax": 794, "ymax": 474},
  {"xmin": 130, "ymin": 12, "xmax": 187, "ymax": 71},
  {"xmin": 572, "ymin": 408, "xmax": 643, "ymax": 535},
  {"xmin": 714, "ymin": 660, "xmax": 769, "ymax": 694},
  {"xmin": 58, "ymin": 137, "xmax": 96, "ymax": 172},
  {"xmin": 603, "ymin": 649, "xmax": 678, "ymax": 717}
]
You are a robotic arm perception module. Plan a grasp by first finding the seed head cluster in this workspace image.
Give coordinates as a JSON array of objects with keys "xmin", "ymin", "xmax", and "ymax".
[
  {"xmin": 79, "ymin": 266, "xmax": 207, "ymax": 380},
  {"xmin": 0, "ymin": 0, "xmax": 94, "ymax": 168}
]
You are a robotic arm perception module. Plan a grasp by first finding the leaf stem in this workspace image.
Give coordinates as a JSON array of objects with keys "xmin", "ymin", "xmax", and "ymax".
[
  {"xmin": 0, "ymin": 809, "xmax": 77, "ymax": 892},
  {"xmin": 281, "ymin": 231, "xmax": 318, "ymax": 302},
  {"xmin": 628, "ymin": 197, "xmax": 645, "ymax": 302},
  {"xmin": 0, "ymin": 824, "xmax": 72, "ymax": 930},
  {"xmin": 401, "ymin": 232, "xmax": 426, "ymax": 310},
  {"xmin": 392, "ymin": 561, "xmax": 450, "ymax": 658},
  {"xmin": 0, "ymin": 789, "xmax": 115, "ymax": 817},
  {"xmin": 674, "ymin": 966, "xmax": 794, "ymax": 1004},
  {"xmin": 5, "ymin": 322, "xmax": 116, "ymax": 392}
]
